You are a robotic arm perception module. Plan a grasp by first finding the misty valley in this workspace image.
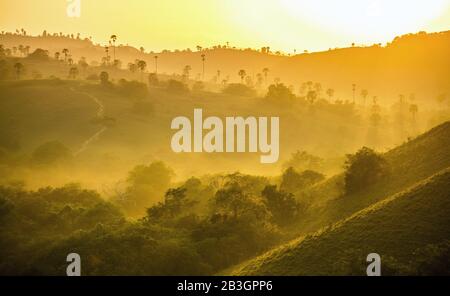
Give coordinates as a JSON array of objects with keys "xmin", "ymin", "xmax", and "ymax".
[{"xmin": 0, "ymin": 28, "xmax": 449, "ymax": 276}]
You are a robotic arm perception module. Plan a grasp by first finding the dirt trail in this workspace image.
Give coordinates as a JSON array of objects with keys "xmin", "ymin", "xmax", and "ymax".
[{"xmin": 70, "ymin": 87, "xmax": 108, "ymax": 156}]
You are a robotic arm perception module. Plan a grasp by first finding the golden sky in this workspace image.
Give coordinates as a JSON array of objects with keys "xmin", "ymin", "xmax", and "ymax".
[{"xmin": 1, "ymin": 0, "xmax": 449, "ymax": 53}]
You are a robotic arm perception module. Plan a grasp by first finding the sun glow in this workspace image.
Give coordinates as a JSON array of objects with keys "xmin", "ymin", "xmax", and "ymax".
[{"xmin": 279, "ymin": 0, "xmax": 449, "ymax": 41}]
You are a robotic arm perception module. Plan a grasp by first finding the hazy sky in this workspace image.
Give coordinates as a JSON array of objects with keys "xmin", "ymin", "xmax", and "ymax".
[{"xmin": 1, "ymin": 0, "xmax": 449, "ymax": 53}]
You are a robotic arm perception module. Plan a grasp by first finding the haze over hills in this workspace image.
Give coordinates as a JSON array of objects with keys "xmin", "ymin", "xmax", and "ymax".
[
  {"xmin": 226, "ymin": 121, "xmax": 450, "ymax": 275},
  {"xmin": 228, "ymin": 167, "xmax": 450, "ymax": 275},
  {"xmin": 1, "ymin": 30, "xmax": 449, "ymax": 103}
]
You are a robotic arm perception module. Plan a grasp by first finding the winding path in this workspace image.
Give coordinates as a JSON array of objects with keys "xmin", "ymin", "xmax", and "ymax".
[{"xmin": 70, "ymin": 87, "xmax": 108, "ymax": 156}]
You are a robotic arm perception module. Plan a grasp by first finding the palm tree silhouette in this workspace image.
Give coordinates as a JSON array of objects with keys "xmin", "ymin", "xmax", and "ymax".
[
  {"xmin": 69, "ymin": 67, "xmax": 79, "ymax": 79},
  {"xmin": 361, "ymin": 89, "xmax": 369, "ymax": 106},
  {"xmin": 14, "ymin": 62, "xmax": 24, "ymax": 80},
  {"xmin": 104, "ymin": 46, "xmax": 110, "ymax": 65},
  {"xmin": 262, "ymin": 68, "xmax": 269, "ymax": 85},
  {"xmin": 110, "ymin": 35, "xmax": 117, "ymax": 61},
  {"xmin": 238, "ymin": 69, "xmax": 246, "ymax": 84},
  {"xmin": 154, "ymin": 55, "xmax": 158, "ymax": 74},
  {"xmin": 183, "ymin": 65, "xmax": 192, "ymax": 80},
  {"xmin": 409, "ymin": 104, "xmax": 418, "ymax": 121},
  {"xmin": 62, "ymin": 48, "xmax": 69, "ymax": 63},
  {"xmin": 201, "ymin": 54, "xmax": 206, "ymax": 80},
  {"xmin": 54, "ymin": 52, "xmax": 60, "ymax": 61},
  {"xmin": 326, "ymin": 88, "xmax": 334, "ymax": 100},
  {"xmin": 352, "ymin": 84, "xmax": 356, "ymax": 103},
  {"xmin": 137, "ymin": 60, "xmax": 147, "ymax": 82}
]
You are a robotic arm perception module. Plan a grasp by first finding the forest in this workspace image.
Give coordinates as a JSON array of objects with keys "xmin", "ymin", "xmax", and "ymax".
[{"xmin": 0, "ymin": 29, "xmax": 449, "ymax": 275}]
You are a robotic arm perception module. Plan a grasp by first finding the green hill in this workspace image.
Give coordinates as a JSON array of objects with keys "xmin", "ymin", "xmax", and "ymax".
[
  {"xmin": 295, "ymin": 121, "xmax": 450, "ymax": 235},
  {"xmin": 224, "ymin": 121, "xmax": 450, "ymax": 275},
  {"xmin": 228, "ymin": 167, "xmax": 450, "ymax": 275}
]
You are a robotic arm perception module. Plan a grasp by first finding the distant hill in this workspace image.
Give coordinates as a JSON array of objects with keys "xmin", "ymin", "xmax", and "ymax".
[
  {"xmin": 1, "ymin": 31, "xmax": 449, "ymax": 103},
  {"xmin": 228, "ymin": 167, "xmax": 450, "ymax": 275}
]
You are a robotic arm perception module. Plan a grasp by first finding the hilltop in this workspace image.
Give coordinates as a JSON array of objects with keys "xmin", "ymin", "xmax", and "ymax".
[{"xmin": 1, "ymin": 30, "xmax": 449, "ymax": 103}]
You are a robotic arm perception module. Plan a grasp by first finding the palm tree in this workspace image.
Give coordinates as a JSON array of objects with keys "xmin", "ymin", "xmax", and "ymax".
[
  {"xmin": 326, "ymin": 88, "xmax": 334, "ymax": 100},
  {"xmin": 78, "ymin": 57, "xmax": 88, "ymax": 75},
  {"xmin": 18, "ymin": 45, "xmax": 24, "ymax": 56},
  {"xmin": 110, "ymin": 35, "xmax": 117, "ymax": 61},
  {"xmin": 14, "ymin": 62, "xmax": 24, "ymax": 80},
  {"xmin": 128, "ymin": 62, "xmax": 137, "ymax": 75},
  {"xmin": 307, "ymin": 90, "xmax": 317, "ymax": 104},
  {"xmin": 361, "ymin": 89, "xmax": 369, "ymax": 106},
  {"xmin": 201, "ymin": 54, "xmax": 206, "ymax": 80},
  {"xmin": 183, "ymin": 65, "xmax": 192, "ymax": 80},
  {"xmin": 154, "ymin": 55, "xmax": 158, "ymax": 74},
  {"xmin": 409, "ymin": 104, "xmax": 418, "ymax": 121},
  {"xmin": 352, "ymin": 84, "xmax": 356, "ymax": 103},
  {"xmin": 137, "ymin": 60, "xmax": 147, "ymax": 82},
  {"xmin": 54, "ymin": 52, "xmax": 60, "ymax": 61},
  {"xmin": 238, "ymin": 69, "xmax": 246, "ymax": 84},
  {"xmin": 62, "ymin": 48, "xmax": 69, "ymax": 63},
  {"xmin": 68, "ymin": 67, "xmax": 79, "ymax": 79},
  {"xmin": 104, "ymin": 46, "xmax": 110, "ymax": 65},
  {"xmin": 262, "ymin": 68, "xmax": 269, "ymax": 84}
]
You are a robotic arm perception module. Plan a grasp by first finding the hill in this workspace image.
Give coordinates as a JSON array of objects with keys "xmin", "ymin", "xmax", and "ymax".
[
  {"xmin": 294, "ymin": 121, "xmax": 450, "ymax": 234},
  {"xmin": 1, "ymin": 30, "xmax": 449, "ymax": 103},
  {"xmin": 228, "ymin": 167, "xmax": 450, "ymax": 275}
]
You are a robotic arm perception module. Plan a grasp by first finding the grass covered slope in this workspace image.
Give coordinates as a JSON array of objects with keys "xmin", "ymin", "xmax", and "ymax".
[
  {"xmin": 229, "ymin": 168, "xmax": 450, "ymax": 275},
  {"xmin": 295, "ymin": 121, "xmax": 450, "ymax": 234}
]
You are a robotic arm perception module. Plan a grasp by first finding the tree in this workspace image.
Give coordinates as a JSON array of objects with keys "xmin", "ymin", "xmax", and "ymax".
[
  {"xmin": 361, "ymin": 89, "xmax": 369, "ymax": 106},
  {"xmin": 136, "ymin": 60, "xmax": 147, "ymax": 82},
  {"xmin": 68, "ymin": 67, "xmax": 79, "ymax": 79},
  {"xmin": 13, "ymin": 62, "xmax": 24, "ymax": 80},
  {"xmin": 280, "ymin": 167, "xmax": 324, "ymax": 194},
  {"xmin": 154, "ymin": 55, "xmax": 158, "ymax": 74},
  {"xmin": 306, "ymin": 90, "xmax": 317, "ymax": 104},
  {"xmin": 104, "ymin": 46, "xmax": 110, "ymax": 65},
  {"xmin": 27, "ymin": 48, "xmax": 49, "ymax": 60},
  {"xmin": 99, "ymin": 71, "xmax": 109, "ymax": 85},
  {"xmin": 54, "ymin": 52, "xmax": 60, "ymax": 61},
  {"xmin": 326, "ymin": 88, "xmax": 335, "ymax": 100},
  {"xmin": 147, "ymin": 187, "xmax": 190, "ymax": 221},
  {"xmin": 261, "ymin": 185, "xmax": 300, "ymax": 226},
  {"xmin": 344, "ymin": 147, "xmax": 387, "ymax": 195},
  {"xmin": 182, "ymin": 65, "xmax": 192, "ymax": 81},
  {"xmin": 262, "ymin": 68, "xmax": 269, "ymax": 84},
  {"xmin": 62, "ymin": 48, "xmax": 69, "ymax": 63},
  {"xmin": 201, "ymin": 54, "xmax": 206, "ymax": 80},
  {"xmin": 128, "ymin": 62, "xmax": 137, "ymax": 77},
  {"xmin": 110, "ymin": 35, "xmax": 117, "ymax": 61},
  {"xmin": 78, "ymin": 57, "xmax": 88, "ymax": 74},
  {"xmin": 265, "ymin": 83, "xmax": 295, "ymax": 101},
  {"xmin": 409, "ymin": 104, "xmax": 418, "ymax": 121},
  {"xmin": 148, "ymin": 73, "xmax": 158, "ymax": 86},
  {"xmin": 238, "ymin": 69, "xmax": 246, "ymax": 84},
  {"xmin": 352, "ymin": 83, "xmax": 356, "ymax": 103}
]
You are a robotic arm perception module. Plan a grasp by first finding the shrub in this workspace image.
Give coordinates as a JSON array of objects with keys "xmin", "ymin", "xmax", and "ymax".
[{"xmin": 343, "ymin": 147, "xmax": 387, "ymax": 194}]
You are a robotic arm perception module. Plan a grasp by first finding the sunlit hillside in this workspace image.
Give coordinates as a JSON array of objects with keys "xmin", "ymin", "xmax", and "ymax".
[{"xmin": 228, "ymin": 167, "xmax": 450, "ymax": 275}]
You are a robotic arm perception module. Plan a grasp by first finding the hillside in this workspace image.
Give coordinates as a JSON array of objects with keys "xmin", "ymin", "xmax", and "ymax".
[
  {"xmin": 295, "ymin": 121, "xmax": 450, "ymax": 234},
  {"xmin": 228, "ymin": 167, "xmax": 450, "ymax": 275},
  {"xmin": 1, "ymin": 30, "xmax": 449, "ymax": 103}
]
